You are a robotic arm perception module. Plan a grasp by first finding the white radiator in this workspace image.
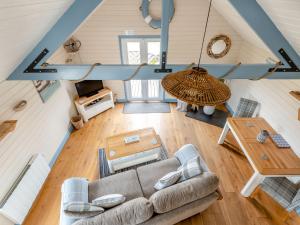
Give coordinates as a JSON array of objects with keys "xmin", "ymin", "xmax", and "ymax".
[{"xmin": 0, "ymin": 154, "xmax": 50, "ymax": 224}]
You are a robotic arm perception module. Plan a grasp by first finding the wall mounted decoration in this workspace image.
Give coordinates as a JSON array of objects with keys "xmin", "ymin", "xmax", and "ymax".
[
  {"xmin": 140, "ymin": 0, "xmax": 175, "ymax": 29},
  {"xmin": 13, "ymin": 100, "xmax": 27, "ymax": 112},
  {"xmin": 289, "ymin": 91, "xmax": 300, "ymax": 101},
  {"xmin": 33, "ymin": 80, "xmax": 60, "ymax": 103},
  {"xmin": 0, "ymin": 120, "xmax": 17, "ymax": 142},
  {"xmin": 207, "ymin": 34, "xmax": 232, "ymax": 59}
]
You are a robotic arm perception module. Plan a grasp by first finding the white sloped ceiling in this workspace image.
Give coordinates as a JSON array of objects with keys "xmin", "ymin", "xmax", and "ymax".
[
  {"xmin": 212, "ymin": 0, "xmax": 277, "ymax": 59},
  {"xmin": 258, "ymin": 0, "xmax": 300, "ymax": 55},
  {"xmin": 0, "ymin": 0, "xmax": 74, "ymax": 80}
]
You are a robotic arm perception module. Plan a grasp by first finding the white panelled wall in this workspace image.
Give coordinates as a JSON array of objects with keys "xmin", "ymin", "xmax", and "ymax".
[
  {"xmin": 0, "ymin": 1, "xmax": 76, "ymax": 224},
  {"xmin": 0, "ymin": 81, "xmax": 75, "ymax": 225},
  {"xmin": 227, "ymin": 41, "xmax": 300, "ymax": 156}
]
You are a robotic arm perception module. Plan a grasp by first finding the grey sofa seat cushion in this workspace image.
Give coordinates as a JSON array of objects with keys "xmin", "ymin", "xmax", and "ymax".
[
  {"xmin": 141, "ymin": 192, "xmax": 219, "ymax": 225},
  {"xmin": 73, "ymin": 197, "xmax": 153, "ymax": 225},
  {"xmin": 149, "ymin": 172, "xmax": 219, "ymax": 214},
  {"xmin": 88, "ymin": 170, "xmax": 143, "ymax": 202},
  {"xmin": 137, "ymin": 158, "xmax": 181, "ymax": 198}
]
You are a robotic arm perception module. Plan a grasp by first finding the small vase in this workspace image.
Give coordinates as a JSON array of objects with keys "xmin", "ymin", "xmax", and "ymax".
[
  {"xmin": 257, "ymin": 130, "xmax": 269, "ymax": 143},
  {"xmin": 203, "ymin": 105, "xmax": 216, "ymax": 115}
]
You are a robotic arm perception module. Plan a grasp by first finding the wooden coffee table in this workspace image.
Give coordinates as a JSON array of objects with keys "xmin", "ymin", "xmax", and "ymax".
[{"xmin": 105, "ymin": 127, "xmax": 162, "ymax": 173}]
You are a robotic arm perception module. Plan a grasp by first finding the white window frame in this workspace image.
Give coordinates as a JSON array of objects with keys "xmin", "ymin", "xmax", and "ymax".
[{"xmin": 120, "ymin": 36, "xmax": 163, "ymax": 101}]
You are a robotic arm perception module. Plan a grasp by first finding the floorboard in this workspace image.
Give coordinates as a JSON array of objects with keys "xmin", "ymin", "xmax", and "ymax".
[{"xmin": 23, "ymin": 103, "xmax": 275, "ymax": 225}]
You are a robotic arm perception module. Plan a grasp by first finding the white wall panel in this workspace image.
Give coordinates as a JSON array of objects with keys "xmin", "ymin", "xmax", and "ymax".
[{"xmin": 0, "ymin": 81, "xmax": 74, "ymax": 225}]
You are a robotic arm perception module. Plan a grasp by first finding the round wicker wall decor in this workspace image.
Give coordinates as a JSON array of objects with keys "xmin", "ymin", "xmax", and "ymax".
[{"xmin": 207, "ymin": 34, "xmax": 231, "ymax": 59}]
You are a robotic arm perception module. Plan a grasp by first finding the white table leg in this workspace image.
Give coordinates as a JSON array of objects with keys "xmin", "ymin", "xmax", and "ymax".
[
  {"xmin": 241, "ymin": 171, "xmax": 265, "ymax": 197},
  {"xmin": 218, "ymin": 122, "xmax": 230, "ymax": 144}
]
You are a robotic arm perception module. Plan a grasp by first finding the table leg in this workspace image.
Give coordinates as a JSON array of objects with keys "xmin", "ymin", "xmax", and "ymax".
[
  {"xmin": 218, "ymin": 122, "xmax": 230, "ymax": 144},
  {"xmin": 241, "ymin": 171, "xmax": 265, "ymax": 197}
]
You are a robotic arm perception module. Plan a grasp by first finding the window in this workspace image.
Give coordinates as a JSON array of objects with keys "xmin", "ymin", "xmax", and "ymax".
[
  {"xmin": 120, "ymin": 36, "xmax": 163, "ymax": 101},
  {"xmin": 120, "ymin": 36, "xmax": 160, "ymax": 65}
]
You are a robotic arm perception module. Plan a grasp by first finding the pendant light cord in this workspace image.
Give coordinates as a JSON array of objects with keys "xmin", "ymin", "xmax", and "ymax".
[{"xmin": 197, "ymin": 0, "xmax": 213, "ymax": 68}]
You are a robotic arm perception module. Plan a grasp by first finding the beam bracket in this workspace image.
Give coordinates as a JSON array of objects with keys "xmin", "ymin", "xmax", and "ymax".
[
  {"xmin": 24, "ymin": 49, "xmax": 57, "ymax": 73},
  {"xmin": 154, "ymin": 52, "xmax": 172, "ymax": 73},
  {"xmin": 269, "ymin": 48, "xmax": 299, "ymax": 72}
]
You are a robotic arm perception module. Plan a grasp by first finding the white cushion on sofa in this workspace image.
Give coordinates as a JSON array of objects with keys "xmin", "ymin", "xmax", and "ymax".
[
  {"xmin": 154, "ymin": 171, "xmax": 181, "ymax": 190},
  {"xmin": 177, "ymin": 156, "xmax": 203, "ymax": 182},
  {"xmin": 64, "ymin": 201, "xmax": 104, "ymax": 212},
  {"xmin": 92, "ymin": 194, "xmax": 126, "ymax": 208}
]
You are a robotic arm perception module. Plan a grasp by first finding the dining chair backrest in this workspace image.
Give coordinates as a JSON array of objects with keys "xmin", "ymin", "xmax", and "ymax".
[{"xmin": 233, "ymin": 98, "xmax": 259, "ymax": 118}]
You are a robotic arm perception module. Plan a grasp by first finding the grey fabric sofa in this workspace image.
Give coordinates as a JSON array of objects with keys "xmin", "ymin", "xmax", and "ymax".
[{"xmin": 60, "ymin": 144, "xmax": 221, "ymax": 225}]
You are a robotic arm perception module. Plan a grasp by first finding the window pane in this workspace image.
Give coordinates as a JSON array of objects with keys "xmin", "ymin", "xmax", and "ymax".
[
  {"xmin": 127, "ymin": 42, "xmax": 141, "ymax": 64},
  {"xmin": 148, "ymin": 80, "xmax": 160, "ymax": 98},
  {"xmin": 147, "ymin": 42, "xmax": 160, "ymax": 65},
  {"xmin": 130, "ymin": 80, "xmax": 142, "ymax": 98}
]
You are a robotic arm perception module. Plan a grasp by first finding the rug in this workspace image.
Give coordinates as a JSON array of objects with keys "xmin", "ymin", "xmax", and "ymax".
[
  {"xmin": 98, "ymin": 146, "xmax": 169, "ymax": 178},
  {"xmin": 123, "ymin": 102, "xmax": 171, "ymax": 114},
  {"xmin": 186, "ymin": 106, "xmax": 229, "ymax": 128}
]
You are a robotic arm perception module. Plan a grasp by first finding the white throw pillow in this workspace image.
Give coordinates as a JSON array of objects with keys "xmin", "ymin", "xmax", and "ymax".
[
  {"xmin": 177, "ymin": 156, "xmax": 203, "ymax": 182},
  {"xmin": 154, "ymin": 171, "xmax": 182, "ymax": 190},
  {"xmin": 63, "ymin": 201, "xmax": 104, "ymax": 213},
  {"xmin": 92, "ymin": 194, "xmax": 126, "ymax": 208}
]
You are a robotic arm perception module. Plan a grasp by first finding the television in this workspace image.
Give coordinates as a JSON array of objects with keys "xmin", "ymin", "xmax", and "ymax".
[{"xmin": 75, "ymin": 80, "xmax": 104, "ymax": 97}]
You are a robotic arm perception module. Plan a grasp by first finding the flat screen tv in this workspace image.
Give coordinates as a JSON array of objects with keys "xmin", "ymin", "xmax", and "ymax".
[{"xmin": 75, "ymin": 80, "xmax": 104, "ymax": 97}]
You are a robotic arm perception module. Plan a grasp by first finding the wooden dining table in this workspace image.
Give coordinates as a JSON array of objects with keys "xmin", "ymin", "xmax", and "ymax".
[{"xmin": 218, "ymin": 117, "xmax": 300, "ymax": 197}]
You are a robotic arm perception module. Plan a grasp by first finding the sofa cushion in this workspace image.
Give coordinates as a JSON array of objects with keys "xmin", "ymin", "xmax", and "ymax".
[
  {"xmin": 63, "ymin": 202, "xmax": 104, "ymax": 213},
  {"xmin": 154, "ymin": 171, "xmax": 182, "ymax": 190},
  {"xmin": 73, "ymin": 197, "xmax": 153, "ymax": 225},
  {"xmin": 88, "ymin": 170, "xmax": 143, "ymax": 202},
  {"xmin": 92, "ymin": 194, "xmax": 126, "ymax": 208},
  {"xmin": 137, "ymin": 158, "xmax": 181, "ymax": 198},
  {"xmin": 177, "ymin": 156, "xmax": 203, "ymax": 182},
  {"xmin": 149, "ymin": 172, "xmax": 219, "ymax": 214},
  {"xmin": 174, "ymin": 144, "xmax": 209, "ymax": 172}
]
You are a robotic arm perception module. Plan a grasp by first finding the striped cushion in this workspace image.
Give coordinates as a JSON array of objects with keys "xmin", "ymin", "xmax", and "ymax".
[
  {"xmin": 175, "ymin": 144, "xmax": 200, "ymax": 166},
  {"xmin": 233, "ymin": 98, "xmax": 258, "ymax": 117},
  {"xmin": 92, "ymin": 194, "xmax": 126, "ymax": 208},
  {"xmin": 177, "ymin": 156, "xmax": 203, "ymax": 182},
  {"xmin": 287, "ymin": 189, "xmax": 300, "ymax": 211},
  {"xmin": 154, "ymin": 171, "xmax": 182, "ymax": 190},
  {"xmin": 63, "ymin": 201, "xmax": 104, "ymax": 213},
  {"xmin": 261, "ymin": 177, "xmax": 297, "ymax": 209}
]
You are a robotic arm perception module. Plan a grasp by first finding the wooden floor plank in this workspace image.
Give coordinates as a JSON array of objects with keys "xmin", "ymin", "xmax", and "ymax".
[{"xmin": 23, "ymin": 103, "xmax": 275, "ymax": 225}]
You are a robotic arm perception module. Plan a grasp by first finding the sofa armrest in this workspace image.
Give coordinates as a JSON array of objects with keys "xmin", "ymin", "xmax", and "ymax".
[
  {"xmin": 149, "ymin": 172, "xmax": 219, "ymax": 214},
  {"xmin": 60, "ymin": 178, "xmax": 89, "ymax": 225}
]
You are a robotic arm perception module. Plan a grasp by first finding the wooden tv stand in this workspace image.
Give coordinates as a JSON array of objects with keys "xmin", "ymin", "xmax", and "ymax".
[{"xmin": 74, "ymin": 88, "xmax": 114, "ymax": 122}]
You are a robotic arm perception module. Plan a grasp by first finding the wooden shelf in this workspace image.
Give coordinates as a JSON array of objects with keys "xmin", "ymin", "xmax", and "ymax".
[
  {"xmin": 289, "ymin": 91, "xmax": 300, "ymax": 101},
  {"xmin": 75, "ymin": 88, "xmax": 112, "ymax": 105},
  {"xmin": 0, "ymin": 120, "xmax": 17, "ymax": 141}
]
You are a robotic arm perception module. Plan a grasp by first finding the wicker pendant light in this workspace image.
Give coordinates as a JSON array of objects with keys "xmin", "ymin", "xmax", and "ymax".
[
  {"xmin": 162, "ymin": 0, "xmax": 231, "ymax": 106},
  {"xmin": 162, "ymin": 67, "xmax": 231, "ymax": 106}
]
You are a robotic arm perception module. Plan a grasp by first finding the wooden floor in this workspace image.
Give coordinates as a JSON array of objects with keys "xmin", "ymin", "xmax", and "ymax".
[{"xmin": 24, "ymin": 103, "xmax": 275, "ymax": 225}]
